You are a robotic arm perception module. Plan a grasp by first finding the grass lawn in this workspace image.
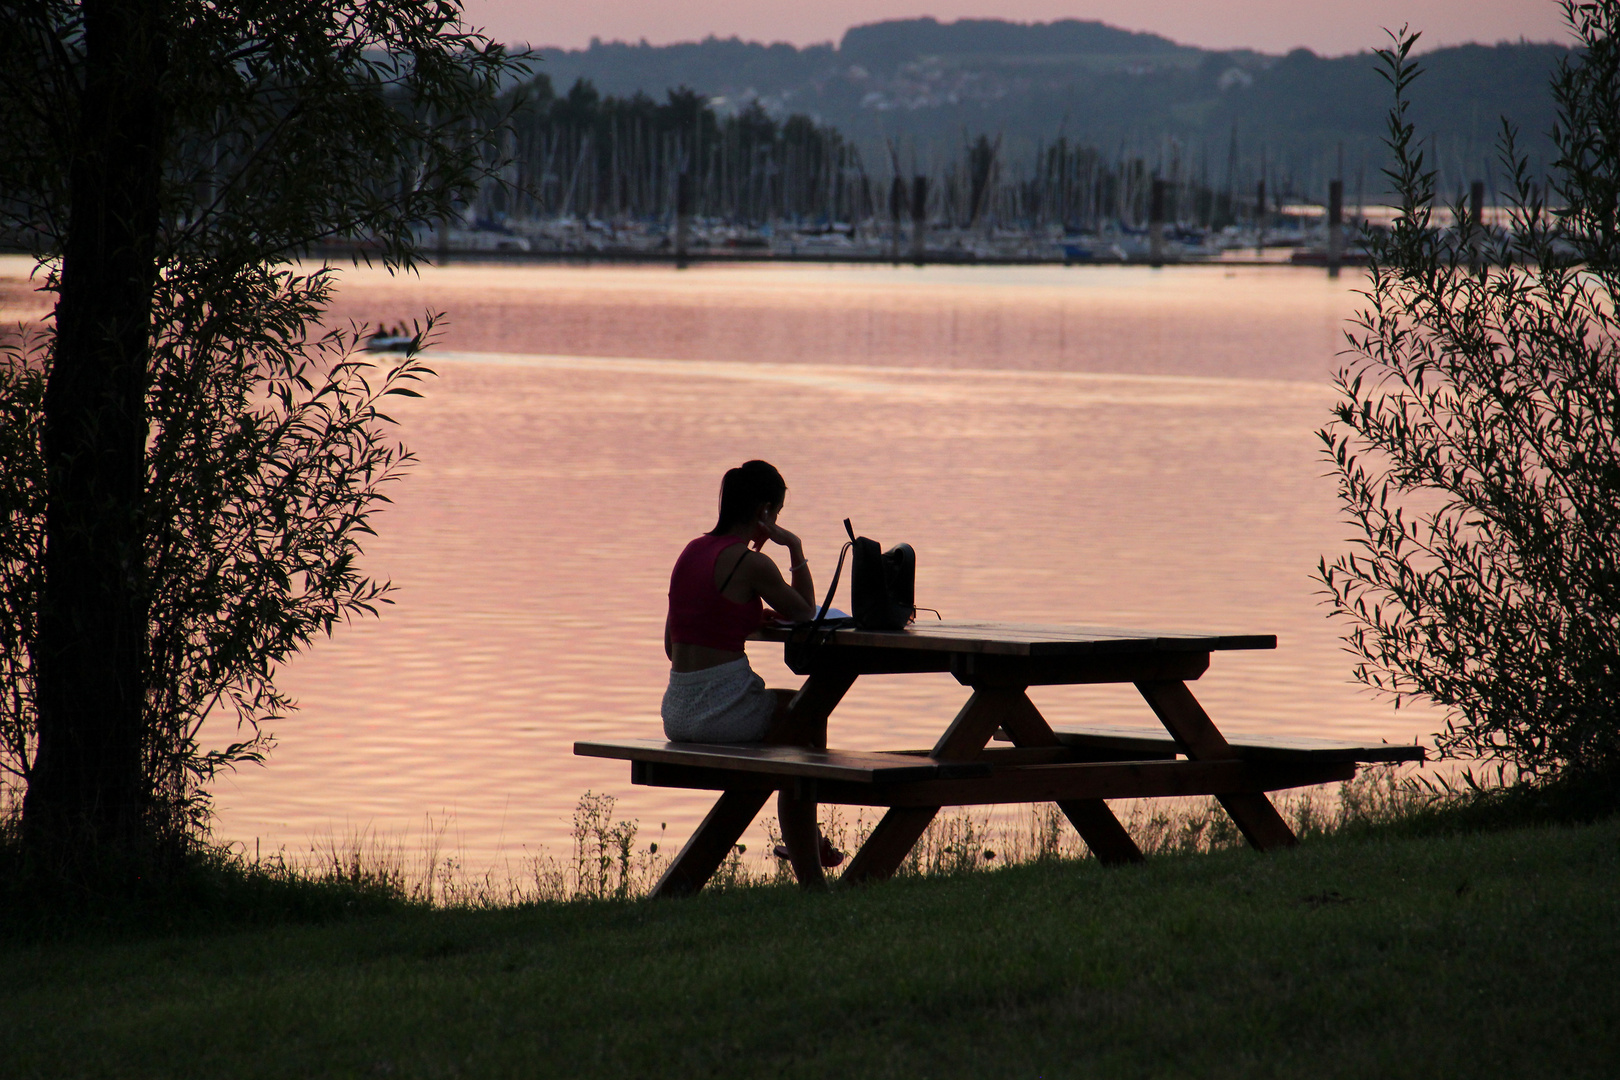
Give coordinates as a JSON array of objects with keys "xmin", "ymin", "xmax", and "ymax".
[{"xmin": 5, "ymin": 818, "xmax": 1619, "ymax": 1079}]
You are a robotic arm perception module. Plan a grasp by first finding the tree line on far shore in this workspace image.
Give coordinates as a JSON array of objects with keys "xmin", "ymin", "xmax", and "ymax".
[{"xmin": 477, "ymin": 73, "xmax": 1278, "ymax": 234}]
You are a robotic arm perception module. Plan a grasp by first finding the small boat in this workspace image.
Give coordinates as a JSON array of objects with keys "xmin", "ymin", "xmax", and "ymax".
[{"xmin": 365, "ymin": 327, "xmax": 416, "ymax": 353}]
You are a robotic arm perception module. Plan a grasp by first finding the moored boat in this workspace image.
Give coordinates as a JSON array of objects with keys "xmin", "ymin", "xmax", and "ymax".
[{"xmin": 364, "ymin": 326, "xmax": 416, "ymax": 352}]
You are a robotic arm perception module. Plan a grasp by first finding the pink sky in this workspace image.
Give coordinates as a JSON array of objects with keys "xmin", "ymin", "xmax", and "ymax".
[{"xmin": 461, "ymin": 1, "xmax": 1569, "ymax": 56}]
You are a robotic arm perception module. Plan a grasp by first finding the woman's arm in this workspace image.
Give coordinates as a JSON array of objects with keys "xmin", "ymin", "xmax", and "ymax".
[
  {"xmin": 752, "ymin": 556, "xmax": 816, "ymax": 622},
  {"xmin": 753, "ymin": 521, "xmax": 816, "ymax": 619}
]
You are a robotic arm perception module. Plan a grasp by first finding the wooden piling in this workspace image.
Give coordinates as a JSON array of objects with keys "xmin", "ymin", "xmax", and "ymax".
[
  {"xmin": 1327, "ymin": 178, "xmax": 1343, "ymax": 277},
  {"xmin": 910, "ymin": 175, "xmax": 928, "ymax": 265},
  {"xmin": 1149, "ymin": 177, "xmax": 1167, "ymax": 266},
  {"xmin": 1255, "ymin": 175, "xmax": 1266, "ymax": 254},
  {"xmin": 889, "ymin": 176, "xmax": 905, "ymax": 264},
  {"xmin": 675, "ymin": 171, "xmax": 692, "ymax": 268}
]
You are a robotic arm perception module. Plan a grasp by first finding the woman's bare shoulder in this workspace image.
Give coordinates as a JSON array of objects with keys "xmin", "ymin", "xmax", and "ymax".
[{"xmin": 743, "ymin": 547, "xmax": 781, "ymax": 573}]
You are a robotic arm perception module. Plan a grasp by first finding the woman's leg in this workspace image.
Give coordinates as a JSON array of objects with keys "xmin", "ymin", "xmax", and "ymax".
[
  {"xmin": 777, "ymin": 787, "xmax": 827, "ymax": 890},
  {"xmin": 761, "ymin": 688, "xmax": 806, "ymax": 746},
  {"xmin": 763, "ymin": 687, "xmax": 831, "ymax": 749},
  {"xmin": 762, "ymin": 687, "xmax": 840, "ymax": 884}
]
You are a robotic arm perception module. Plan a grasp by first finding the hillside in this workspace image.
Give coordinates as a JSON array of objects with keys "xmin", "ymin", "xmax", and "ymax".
[{"xmin": 525, "ymin": 17, "xmax": 1567, "ymax": 197}]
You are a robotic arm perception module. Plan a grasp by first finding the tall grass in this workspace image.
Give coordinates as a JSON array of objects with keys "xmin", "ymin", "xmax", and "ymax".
[
  {"xmin": 10, "ymin": 758, "xmax": 1615, "ymax": 946},
  {"xmin": 0, "ymin": 762, "xmax": 1523, "ymax": 932},
  {"xmin": 264, "ymin": 766, "xmax": 1435, "ymax": 909}
]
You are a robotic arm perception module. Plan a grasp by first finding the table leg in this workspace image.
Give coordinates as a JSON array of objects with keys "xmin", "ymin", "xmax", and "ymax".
[
  {"xmin": 1135, "ymin": 679, "xmax": 1298, "ymax": 851},
  {"xmin": 995, "ymin": 687, "xmax": 1145, "ymax": 865},
  {"xmin": 843, "ymin": 687, "xmax": 1037, "ymax": 885},
  {"xmin": 838, "ymin": 806, "xmax": 940, "ymax": 885},
  {"xmin": 765, "ymin": 669, "xmax": 858, "ymax": 885},
  {"xmin": 651, "ymin": 789, "xmax": 771, "ymax": 899},
  {"xmin": 1054, "ymin": 800, "xmax": 1145, "ymax": 864}
]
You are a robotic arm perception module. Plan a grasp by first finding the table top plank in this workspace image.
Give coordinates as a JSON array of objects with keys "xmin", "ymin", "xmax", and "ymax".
[{"xmin": 756, "ymin": 619, "xmax": 1276, "ymax": 656}]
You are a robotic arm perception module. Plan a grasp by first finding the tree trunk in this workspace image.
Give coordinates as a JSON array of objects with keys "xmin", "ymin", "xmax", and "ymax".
[{"xmin": 23, "ymin": 0, "xmax": 165, "ymax": 873}]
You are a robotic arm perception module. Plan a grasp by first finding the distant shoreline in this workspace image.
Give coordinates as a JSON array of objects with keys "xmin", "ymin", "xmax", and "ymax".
[
  {"xmin": 0, "ymin": 245, "xmax": 1361, "ymax": 272},
  {"xmin": 307, "ymin": 247, "xmax": 1343, "ymax": 270}
]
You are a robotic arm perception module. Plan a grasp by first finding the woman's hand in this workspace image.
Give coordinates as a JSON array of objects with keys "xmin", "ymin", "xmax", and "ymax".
[{"xmin": 753, "ymin": 516, "xmax": 803, "ymax": 560}]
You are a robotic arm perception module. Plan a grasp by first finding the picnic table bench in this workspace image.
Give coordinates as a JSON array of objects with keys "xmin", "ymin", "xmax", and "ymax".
[{"xmin": 575, "ymin": 621, "xmax": 1423, "ymax": 897}]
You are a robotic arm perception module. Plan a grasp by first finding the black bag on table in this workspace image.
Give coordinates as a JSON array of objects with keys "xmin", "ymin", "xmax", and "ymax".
[
  {"xmin": 843, "ymin": 518, "xmax": 915, "ymax": 631},
  {"xmin": 807, "ymin": 518, "xmax": 918, "ymax": 636}
]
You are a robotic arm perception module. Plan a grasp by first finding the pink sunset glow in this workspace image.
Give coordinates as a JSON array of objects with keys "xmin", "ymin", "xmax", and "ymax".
[{"xmin": 462, "ymin": 0, "xmax": 1569, "ymax": 56}]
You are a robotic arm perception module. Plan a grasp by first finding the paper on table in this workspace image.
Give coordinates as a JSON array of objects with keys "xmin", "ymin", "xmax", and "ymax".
[{"xmin": 766, "ymin": 607, "xmax": 850, "ymax": 626}]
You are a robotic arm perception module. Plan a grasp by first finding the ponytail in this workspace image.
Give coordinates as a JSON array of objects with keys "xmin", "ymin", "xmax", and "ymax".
[{"xmin": 710, "ymin": 460, "xmax": 787, "ymax": 533}]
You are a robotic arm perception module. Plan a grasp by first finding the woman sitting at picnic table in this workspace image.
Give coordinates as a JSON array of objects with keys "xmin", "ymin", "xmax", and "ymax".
[{"xmin": 663, "ymin": 459, "xmax": 842, "ymax": 868}]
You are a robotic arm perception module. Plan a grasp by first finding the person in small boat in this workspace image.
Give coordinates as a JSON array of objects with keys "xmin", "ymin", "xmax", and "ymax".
[{"xmin": 663, "ymin": 459, "xmax": 842, "ymax": 869}]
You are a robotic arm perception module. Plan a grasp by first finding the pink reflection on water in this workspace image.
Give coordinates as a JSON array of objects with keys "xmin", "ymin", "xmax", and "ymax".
[
  {"xmin": 322, "ymin": 262, "xmax": 1355, "ymax": 380},
  {"xmin": 185, "ymin": 264, "xmax": 1430, "ymax": 870}
]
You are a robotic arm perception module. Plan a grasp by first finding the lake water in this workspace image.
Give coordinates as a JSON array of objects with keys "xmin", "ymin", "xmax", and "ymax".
[{"xmin": 1, "ymin": 258, "xmax": 1437, "ymax": 872}]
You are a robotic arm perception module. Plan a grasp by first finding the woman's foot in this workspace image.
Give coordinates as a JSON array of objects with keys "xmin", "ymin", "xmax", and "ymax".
[{"xmin": 773, "ymin": 835, "xmax": 846, "ymax": 868}]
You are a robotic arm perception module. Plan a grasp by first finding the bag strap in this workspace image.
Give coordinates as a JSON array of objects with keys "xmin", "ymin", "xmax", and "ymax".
[
  {"xmin": 807, "ymin": 516, "xmax": 858, "ymax": 635},
  {"xmin": 807, "ymin": 540, "xmax": 852, "ymax": 638},
  {"xmin": 716, "ymin": 542, "xmax": 749, "ymax": 594}
]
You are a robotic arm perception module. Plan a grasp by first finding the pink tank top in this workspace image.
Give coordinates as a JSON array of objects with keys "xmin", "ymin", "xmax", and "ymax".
[{"xmin": 667, "ymin": 534, "xmax": 763, "ymax": 652}]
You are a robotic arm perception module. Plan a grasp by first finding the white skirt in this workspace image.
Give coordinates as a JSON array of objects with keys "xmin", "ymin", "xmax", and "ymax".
[{"xmin": 662, "ymin": 656, "xmax": 778, "ymax": 743}]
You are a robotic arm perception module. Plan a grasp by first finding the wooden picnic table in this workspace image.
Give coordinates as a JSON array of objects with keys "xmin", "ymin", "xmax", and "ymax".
[{"xmin": 575, "ymin": 620, "xmax": 1423, "ymax": 897}]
